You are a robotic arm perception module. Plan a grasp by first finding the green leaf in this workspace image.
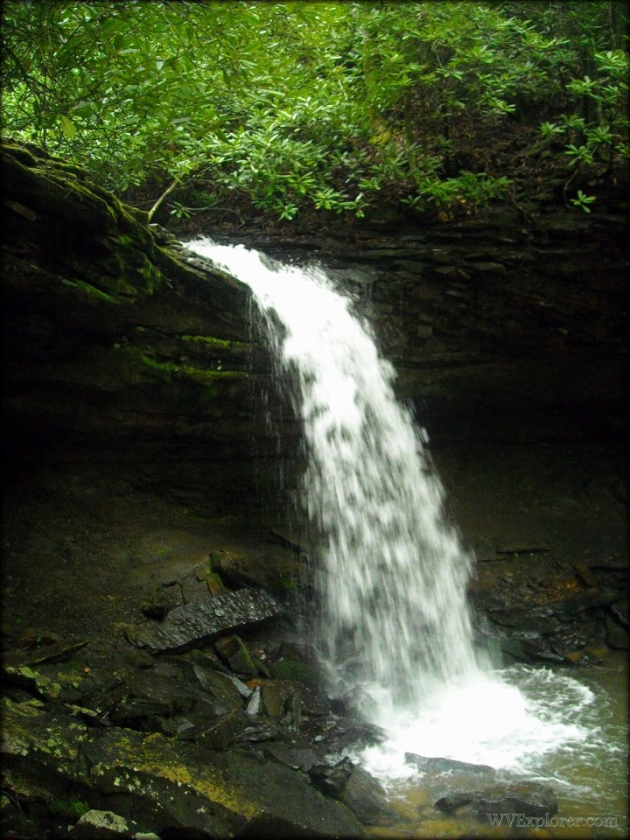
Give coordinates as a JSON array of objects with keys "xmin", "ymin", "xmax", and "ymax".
[{"xmin": 60, "ymin": 115, "xmax": 76, "ymax": 139}]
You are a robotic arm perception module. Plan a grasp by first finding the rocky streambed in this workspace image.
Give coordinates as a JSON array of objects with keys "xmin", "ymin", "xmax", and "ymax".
[
  {"xmin": 2, "ymin": 439, "xmax": 627, "ymax": 839},
  {"xmin": 2, "ymin": 141, "xmax": 628, "ymax": 838}
]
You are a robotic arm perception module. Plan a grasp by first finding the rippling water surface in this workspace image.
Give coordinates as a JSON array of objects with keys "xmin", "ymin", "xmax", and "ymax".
[{"xmin": 360, "ymin": 654, "xmax": 628, "ymax": 838}]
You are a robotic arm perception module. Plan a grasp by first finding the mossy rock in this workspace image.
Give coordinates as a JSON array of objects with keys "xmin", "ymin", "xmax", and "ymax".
[
  {"xmin": 1, "ymin": 697, "xmax": 363, "ymax": 837},
  {"xmin": 269, "ymin": 642, "xmax": 323, "ymax": 684}
]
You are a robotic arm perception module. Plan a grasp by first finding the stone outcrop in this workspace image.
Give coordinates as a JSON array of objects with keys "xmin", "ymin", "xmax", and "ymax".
[
  {"xmin": 1, "ymin": 695, "xmax": 363, "ymax": 838},
  {"xmin": 215, "ymin": 197, "xmax": 628, "ymax": 446},
  {"xmin": 434, "ymin": 781, "xmax": 559, "ymax": 821},
  {"xmin": 2, "ymin": 140, "xmax": 289, "ymax": 508},
  {"xmin": 405, "ymin": 753, "xmax": 495, "ymax": 775},
  {"xmin": 4, "ymin": 139, "xmax": 627, "ymax": 492},
  {"xmin": 123, "ymin": 588, "xmax": 282, "ymax": 653}
]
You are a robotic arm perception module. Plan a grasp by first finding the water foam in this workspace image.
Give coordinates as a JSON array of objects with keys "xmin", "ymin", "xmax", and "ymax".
[{"xmin": 359, "ymin": 666, "xmax": 595, "ymax": 784}]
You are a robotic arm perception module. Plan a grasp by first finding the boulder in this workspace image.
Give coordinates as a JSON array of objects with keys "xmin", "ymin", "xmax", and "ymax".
[
  {"xmin": 122, "ymin": 589, "xmax": 282, "ymax": 653},
  {"xmin": 68, "ymin": 810, "xmax": 132, "ymax": 839},
  {"xmin": 605, "ymin": 612, "xmax": 629, "ymax": 650},
  {"xmin": 434, "ymin": 790, "xmax": 479, "ymax": 813},
  {"xmin": 269, "ymin": 641, "xmax": 323, "ymax": 684},
  {"xmin": 209, "ymin": 547, "xmax": 306, "ymax": 594},
  {"xmin": 308, "ymin": 757, "xmax": 354, "ymax": 798},
  {"xmin": 308, "ymin": 758, "xmax": 389, "ymax": 825},
  {"xmin": 405, "ymin": 753, "xmax": 495, "ymax": 775},
  {"xmin": 340, "ymin": 764, "xmax": 389, "ymax": 825},
  {"xmin": 474, "ymin": 781, "xmax": 558, "ymax": 820},
  {"xmin": 184, "ymin": 657, "xmax": 248, "ymax": 710},
  {"xmin": 263, "ymin": 743, "xmax": 321, "ymax": 772},
  {"xmin": 215, "ymin": 634, "xmax": 268, "ymax": 677}
]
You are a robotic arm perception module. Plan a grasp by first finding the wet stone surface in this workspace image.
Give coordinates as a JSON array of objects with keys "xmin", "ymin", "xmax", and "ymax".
[{"xmin": 122, "ymin": 588, "xmax": 282, "ymax": 653}]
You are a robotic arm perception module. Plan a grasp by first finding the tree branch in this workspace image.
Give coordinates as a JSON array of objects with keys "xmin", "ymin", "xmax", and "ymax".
[{"xmin": 147, "ymin": 177, "xmax": 181, "ymax": 223}]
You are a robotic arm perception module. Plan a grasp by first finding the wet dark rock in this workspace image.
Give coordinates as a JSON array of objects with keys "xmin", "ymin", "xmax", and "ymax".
[
  {"xmin": 317, "ymin": 719, "xmax": 388, "ymax": 754},
  {"xmin": 269, "ymin": 641, "xmax": 323, "ymax": 684},
  {"xmin": 610, "ymin": 597, "xmax": 629, "ymax": 630},
  {"xmin": 434, "ymin": 781, "xmax": 559, "ymax": 823},
  {"xmin": 285, "ymin": 679, "xmax": 331, "ymax": 719},
  {"xmin": 106, "ymin": 668, "xmax": 196, "ymax": 731},
  {"xmin": 1, "ymin": 660, "xmax": 90, "ymax": 704},
  {"xmin": 195, "ymin": 709, "xmax": 255, "ymax": 749},
  {"xmin": 2, "ymin": 696, "xmax": 364, "ymax": 838},
  {"xmin": 474, "ymin": 567, "xmax": 630, "ymax": 664},
  {"xmin": 405, "ymin": 753, "xmax": 495, "ymax": 775},
  {"xmin": 141, "ymin": 582, "xmax": 183, "ymax": 619},
  {"xmin": 263, "ymin": 742, "xmax": 321, "ymax": 772},
  {"xmin": 233, "ymin": 720, "xmax": 282, "ymax": 743},
  {"xmin": 209, "ymin": 547, "xmax": 306, "ymax": 595},
  {"xmin": 434, "ymin": 790, "xmax": 479, "ymax": 813},
  {"xmin": 560, "ymin": 590, "xmax": 622, "ymax": 615},
  {"xmin": 122, "ymin": 588, "xmax": 282, "ymax": 653},
  {"xmin": 309, "ymin": 757, "xmax": 354, "ymax": 797},
  {"xmin": 215, "ymin": 634, "xmax": 265, "ymax": 677},
  {"xmin": 2, "ymin": 638, "xmax": 88, "ymax": 668},
  {"xmin": 260, "ymin": 680, "xmax": 291, "ymax": 718},
  {"xmin": 308, "ymin": 758, "xmax": 388, "ymax": 825},
  {"xmin": 182, "ymin": 654, "xmax": 248, "ymax": 708},
  {"xmin": 605, "ymin": 612, "xmax": 629, "ymax": 650},
  {"xmin": 340, "ymin": 764, "xmax": 390, "ymax": 825},
  {"xmin": 68, "ymin": 809, "xmax": 133, "ymax": 838},
  {"xmin": 474, "ymin": 781, "xmax": 559, "ymax": 820}
]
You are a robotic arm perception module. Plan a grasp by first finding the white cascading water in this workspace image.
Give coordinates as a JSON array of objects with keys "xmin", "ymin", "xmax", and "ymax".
[{"xmin": 185, "ymin": 237, "xmax": 596, "ymax": 785}]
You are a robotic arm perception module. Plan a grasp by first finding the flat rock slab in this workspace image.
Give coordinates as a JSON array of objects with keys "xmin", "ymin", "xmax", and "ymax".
[
  {"xmin": 475, "ymin": 782, "xmax": 559, "ymax": 819},
  {"xmin": 123, "ymin": 588, "xmax": 281, "ymax": 653},
  {"xmin": 405, "ymin": 752, "xmax": 495, "ymax": 775},
  {"xmin": 434, "ymin": 781, "xmax": 559, "ymax": 823}
]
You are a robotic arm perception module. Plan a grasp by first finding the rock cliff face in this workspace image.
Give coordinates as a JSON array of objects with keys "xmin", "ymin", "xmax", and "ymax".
[
  {"xmin": 3, "ymin": 140, "xmax": 627, "ymax": 501},
  {"xmin": 204, "ymin": 198, "xmax": 628, "ymax": 448},
  {"xmin": 2, "ymin": 141, "xmax": 284, "ymax": 507}
]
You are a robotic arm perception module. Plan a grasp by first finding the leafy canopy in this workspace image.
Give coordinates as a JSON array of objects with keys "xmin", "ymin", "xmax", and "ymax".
[{"xmin": 1, "ymin": 1, "xmax": 627, "ymax": 220}]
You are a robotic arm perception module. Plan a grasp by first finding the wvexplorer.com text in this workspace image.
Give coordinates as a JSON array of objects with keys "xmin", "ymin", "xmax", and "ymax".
[{"xmin": 486, "ymin": 813, "xmax": 618, "ymax": 829}]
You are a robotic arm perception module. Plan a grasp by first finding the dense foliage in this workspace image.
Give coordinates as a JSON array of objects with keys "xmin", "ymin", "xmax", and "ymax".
[{"xmin": 2, "ymin": 1, "xmax": 628, "ymax": 223}]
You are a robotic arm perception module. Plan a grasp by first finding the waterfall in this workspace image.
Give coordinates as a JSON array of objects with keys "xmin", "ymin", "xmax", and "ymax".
[
  {"xmin": 185, "ymin": 237, "xmax": 594, "ymax": 782},
  {"xmin": 186, "ymin": 239, "xmax": 485, "ymax": 706}
]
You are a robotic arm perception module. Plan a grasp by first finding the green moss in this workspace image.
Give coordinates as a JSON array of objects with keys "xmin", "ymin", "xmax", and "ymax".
[
  {"xmin": 181, "ymin": 334, "xmax": 247, "ymax": 350},
  {"xmin": 33, "ymin": 166, "xmax": 120, "ymax": 227},
  {"xmin": 138, "ymin": 255, "xmax": 164, "ymax": 293},
  {"xmin": 113, "ymin": 345, "xmax": 247, "ymax": 386},
  {"xmin": 102, "ymin": 729, "xmax": 260, "ymax": 818},
  {"xmin": 3, "ymin": 141, "xmax": 162, "ymax": 295},
  {"xmin": 48, "ymin": 797, "xmax": 90, "ymax": 820},
  {"xmin": 183, "ymin": 367, "xmax": 247, "ymax": 385},
  {"xmin": 3, "ymin": 665, "xmax": 61, "ymax": 699},
  {"xmin": 61, "ymin": 278, "xmax": 121, "ymax": 305},
  {"xmin": 198, "ymin": 554, "xmax": 227, "ymax": 595},
  {"xmin": 114, "ymin": 233, "xmax": 136, "ymax": 248}
]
